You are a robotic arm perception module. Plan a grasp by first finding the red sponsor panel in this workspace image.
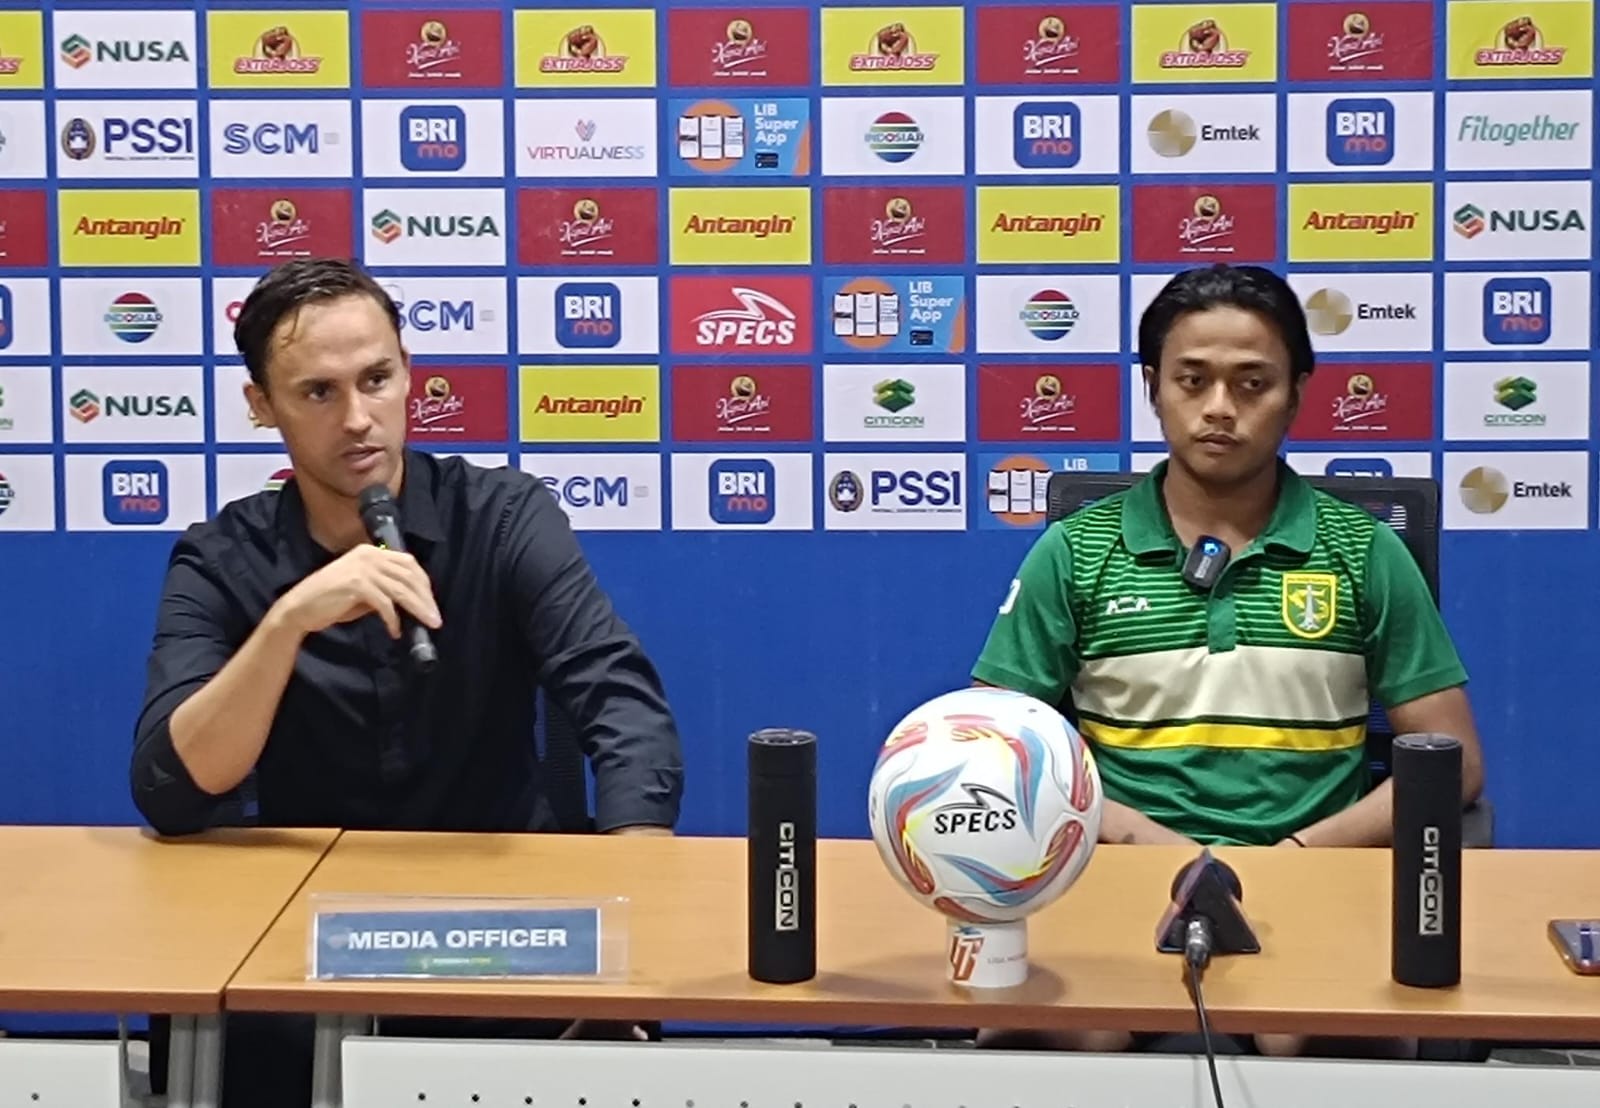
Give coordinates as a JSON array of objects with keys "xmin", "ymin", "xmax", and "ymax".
[
  {"xmin": 672, "ymin": 364, "xmax": 814, "ymax": 441},
  {"xmin": 670, "ymin": 275, "xmax": 814, "ymax": 355},
  {"xmin": 667, "ymin": 9, "xmax": 812, "ymax": 86},
  {"xmin": 0, "ymin": 190, "xmax": 48, "ymax": 267},
  {"xmin": 1286, "ymin": 2, "xmax": 1434, "ymax": 80},
  {"xmin": 822, "ymin": 186, "xmax": 966, "ymax": 266},
  {"xmin": 211, "ymin": 189, "xmax": 353, "ymax": 267},
  {"xmin": 976, "ymin": 5, "xmax": 1122, "ymax": 84},
  {"xmin": 361, "ymin": 9, "xmax": 505, "ymax": 87},
  {"xmin": 518, "ymin": 188, "xmax": 658, "ymax": 266},
  {"xmin": 1290, "ymin": 362, "xmax": 1433, "ymax": 441},
  {"xmin": 1131, "ymin": 185, "xmax": 1277, "ymax": 264},
  {"xmin": 407, "ymin": 367, "xmax": 509, "ymax": 441},
  {"xmin": 977, "ymin": 364, "xmax": 1121, "ymax": 441}
]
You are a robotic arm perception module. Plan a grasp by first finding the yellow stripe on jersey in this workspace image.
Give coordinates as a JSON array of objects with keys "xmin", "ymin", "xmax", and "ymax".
[{"xmin": 1080, "ymin": 718, "xmax": 1367, "ymax": 753}]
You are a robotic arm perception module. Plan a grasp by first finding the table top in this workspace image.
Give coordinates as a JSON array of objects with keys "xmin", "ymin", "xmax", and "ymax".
[
  {"xmin": 0, "ymin": 825, "xmax": 337, "ymax": 1014},
  {"xmin": 226, "ymin": 832, "xmax": 1600, "ymax": 1040}
]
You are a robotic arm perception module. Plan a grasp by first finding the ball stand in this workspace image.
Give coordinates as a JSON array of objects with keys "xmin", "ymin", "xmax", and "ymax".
[{"xmin": 945, "ymin": 919, "xmax": 1029, "ymax": 988}]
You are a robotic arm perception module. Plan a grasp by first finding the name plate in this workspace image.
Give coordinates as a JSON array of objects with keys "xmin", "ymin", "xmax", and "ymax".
[{"xmin": 309, "ymin": 895, "xmax": 628, "ymax": 980}]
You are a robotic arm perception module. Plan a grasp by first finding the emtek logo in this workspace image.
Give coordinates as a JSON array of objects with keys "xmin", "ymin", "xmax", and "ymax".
[
  {"xmin": 709, "ymin": 458, "xmax": 775, "ymax": 524},
  {"xmin": 1326, "ymin": 98, "xmax": 1393, "ymax": 166},
  {"xmin": 1013, "ymin": 101, "xmax": 1080, "ymax": 169},
  {"xmin": 1482, "ymin": 277, "xmax": 1550, "ymax": 345},
  {"xmin": 554, "ymin": 282, "xmax": 621, "ymax": 348},
  {"xmin": 400, "ymin": 105, "xmax": 466, "ymax": 171},
  {"xmin": 103, "ymin": 460, "xmax": 168, "ymax": 524}
]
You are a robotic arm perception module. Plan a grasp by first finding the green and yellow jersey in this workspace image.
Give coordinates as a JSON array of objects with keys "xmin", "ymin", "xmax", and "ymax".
[{"xmin": 972, "ymin": 461, "xmax": 1468, "ymax": 846}]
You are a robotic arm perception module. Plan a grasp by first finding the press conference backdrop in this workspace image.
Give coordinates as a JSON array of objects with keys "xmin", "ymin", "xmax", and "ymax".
[{"xmin": 0, "ymin": 0, "xmax": 1595, "ymax": 852}]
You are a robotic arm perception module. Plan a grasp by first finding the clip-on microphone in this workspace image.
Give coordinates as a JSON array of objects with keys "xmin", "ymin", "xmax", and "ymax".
[{"xmin": 1182, "ymin": 537, "xmax": 1231, "ymax": 592}]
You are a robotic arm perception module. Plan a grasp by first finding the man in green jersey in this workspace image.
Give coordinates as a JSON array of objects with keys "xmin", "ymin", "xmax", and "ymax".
[{"xmin": 972, "ymin": 264, "xmax": 1485, "ymax": 1057}]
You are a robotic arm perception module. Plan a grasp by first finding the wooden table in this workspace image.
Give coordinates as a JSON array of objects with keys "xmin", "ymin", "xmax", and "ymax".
[
  {"xmin": 229, "ymin": 832, "xmax": 1600, "ymax": 1043},
  {"xmin": 0, "ymin": 825, "xmax": 337, "ymax": 1108}
]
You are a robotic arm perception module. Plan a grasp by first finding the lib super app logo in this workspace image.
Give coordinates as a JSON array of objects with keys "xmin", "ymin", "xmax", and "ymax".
[
  {"xmin": 669, "ymin": 98, "xmax": 811, "ymax": 177},
  {"xmin": 824, "ymin": 275, "xmax": 966, "ymax": 355},
  {"xmin": 667, "ymin": 9, "xmax": 812, "ymax": 85}
]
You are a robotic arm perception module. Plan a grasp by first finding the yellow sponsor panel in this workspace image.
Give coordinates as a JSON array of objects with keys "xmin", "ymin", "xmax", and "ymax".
[
  {"xmin": 519, "ymin": 367, "xmax": 661, "ymax": 443},
  {"xmin": 976, "ymin": 185, "xmax": 1120, "ymax": 264},
  {"xmin": 515, "ymin": 10, "xmax": 658, "ymax": 88},
  {"xmin": 1287, "ymin": 183, "xmax": 1434, "ymax": 262},
  {"xmin": 669, "ymin": 187, "xmax": 811, "ymax": 265},
  {"xmin": 207, "ymin": 11, "xmax": 351, "ymax": 89},
  {"xmin": 1131, "ymin": 3, "xmax": 1278, "ymax": 83},
  {"xmin": 0, "ymin": 12, "xmax": 44, "ymax": 90},
  {"xmin": 819, "ymin": 7, "xmax": 966, "ymax": 86},
  {"xmin": 58, "ymin": 190, "xmax": 201, "ymax": 267},
  {"xmin": 1447, "ymin": 0, "xmax": 1592, "ymax": 79}
]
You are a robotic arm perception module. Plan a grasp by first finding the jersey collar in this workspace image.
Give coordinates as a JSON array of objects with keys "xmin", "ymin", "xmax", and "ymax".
[{"xmin": 1122, "ymin": 458, "xmax": 1317, "ymax": 557}]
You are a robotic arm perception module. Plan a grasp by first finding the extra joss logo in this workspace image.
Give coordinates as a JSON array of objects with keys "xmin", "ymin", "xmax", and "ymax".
[
  {"xmin": 236, "ymin": 25, "xmax": 322, "ymax": 75},
  {"xmin": 541, "ymin": 24, "xmax": 628, "ymax": 74},
  {"xmin": 1162, "ymin": 18, "xmax": 1248, "ymax": 69},
  {"xmin": 849, "ymin": 22, "xmax": 938, "ymax": 72},
  {"xmin": 1478, "ymin": 16, "xmax": 1565, "ymax": 66}
]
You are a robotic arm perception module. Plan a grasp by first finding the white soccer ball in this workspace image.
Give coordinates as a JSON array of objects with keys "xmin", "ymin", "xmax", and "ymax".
[{"xmin": 867, "ymin": 686, "xmax": 1102, "ymax": 924}]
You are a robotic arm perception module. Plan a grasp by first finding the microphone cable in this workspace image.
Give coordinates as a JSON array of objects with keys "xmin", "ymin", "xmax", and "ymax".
[{"xmin": 1184, "ymin": 918, "xmax": 1227, "ymax": 1108}]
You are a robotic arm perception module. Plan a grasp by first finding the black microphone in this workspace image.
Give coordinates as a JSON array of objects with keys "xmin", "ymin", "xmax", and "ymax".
[
  {"xmin": 1157, "ymin": 850, "xmax": 1259, "ymax": 966},
  {"xmin": 747, "ymin": 728, "xmax": 817, "ymax": 984},
  {"xmin": 1391, "ymin": 733, "xmax": 1463, "ymax": 988},
  {"xmin": 357, "ymin": 484, "xmax": 437, "ymax": 673}
]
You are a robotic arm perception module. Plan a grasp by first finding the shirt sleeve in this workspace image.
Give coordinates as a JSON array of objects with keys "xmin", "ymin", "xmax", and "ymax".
[
  {"xmin": 1361, "ymin": 521, "xmax": 1469, "ymax": 709},
  {"xmin": 970, "ymin": 524, "xmax": 1080, "ymax": 705},
  {"xmin": 130, "ymin": 534, "xmax": 242, "ymax": 836},
  {"xmin": 503, "ymin": 482, "xmax": 684, "ymax": 833}
]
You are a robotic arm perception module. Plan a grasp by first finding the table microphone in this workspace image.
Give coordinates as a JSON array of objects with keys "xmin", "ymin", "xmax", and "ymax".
[
  {"xmin": 357, "ymin": 484, "xmax": 437, "ymax": 673},
  {"xmin": 1157, "ymin": 851, "xmax": 1258, "ymax": 967},
  {"xmin": 747, "ymin": 728, "xmax": 816, "ymax": 984},
  {"xmin": 1391, "ymin": 733, "xmax": 1462, "ymax": 988}
]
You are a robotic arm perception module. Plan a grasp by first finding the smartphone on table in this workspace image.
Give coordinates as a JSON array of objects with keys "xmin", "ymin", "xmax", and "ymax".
[{"xmin": 1548, "ymin": 919, "xmax": 1600, "ymax": 975}]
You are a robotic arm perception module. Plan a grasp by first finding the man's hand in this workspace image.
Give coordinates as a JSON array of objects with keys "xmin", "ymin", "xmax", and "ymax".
[
  {"xmin": 1099, "ymin": 799, "xmax": 1198, "ymax": 846},
  {"xmin": 607, "ymin": 824, "xmax": 673, "ymax": 837},
  {"xmin": 271, "ymin": 545, "xmax": 442, "ymax": 641}
]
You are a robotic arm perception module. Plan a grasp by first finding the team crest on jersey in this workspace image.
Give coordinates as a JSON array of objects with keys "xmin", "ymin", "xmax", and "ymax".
[{"xmin": 1282, "ymin": 572, "xmax": 1337, "ymax": 640}]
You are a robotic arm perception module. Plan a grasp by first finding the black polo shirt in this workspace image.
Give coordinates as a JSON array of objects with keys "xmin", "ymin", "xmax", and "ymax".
[{"xmin": 130, "ymin": 450, "xmax": 684, "ymax": 836}]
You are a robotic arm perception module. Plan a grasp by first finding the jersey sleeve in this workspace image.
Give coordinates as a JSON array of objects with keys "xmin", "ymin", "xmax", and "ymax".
[
  {"xmin": 1361, "ymin": 522, "xmax": 1469, "ymax": 708},
  {"xmin": 970, "ymin": 523, "xmax": 1080, "ymax": 705}
]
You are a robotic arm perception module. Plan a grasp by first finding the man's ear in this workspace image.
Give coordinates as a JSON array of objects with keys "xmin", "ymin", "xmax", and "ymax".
[
  {"xmin": 1141, "ymin": 363, "xmax": 1159, "ymax": 407},
  {"xmin": 1288, "ymin": 371, "xmax": 1308, "ymax": 418},
  {"xmin": 244, "ymin": 379, "xmax": 277, "ymax": 430}
]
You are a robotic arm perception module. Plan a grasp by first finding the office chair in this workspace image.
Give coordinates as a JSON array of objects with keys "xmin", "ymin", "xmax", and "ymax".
[
  {"xmin": 536, "ymin": 688, "xmax": 594, "ymax": 832},
  {"xmin": 1044, "ymin": 468, "xmax": 1493, "ymax": 849}
]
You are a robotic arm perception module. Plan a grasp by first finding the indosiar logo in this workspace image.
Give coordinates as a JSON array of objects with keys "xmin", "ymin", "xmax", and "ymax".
[{"xmin": 709, "ymin": 458, "xmax": 776, "ymax": 524}]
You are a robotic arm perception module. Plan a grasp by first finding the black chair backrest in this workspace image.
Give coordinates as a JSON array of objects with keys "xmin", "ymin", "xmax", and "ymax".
[
  {"xmin": 1043, "ymin": 468, "xmax": 1441, "ymax": 783},
  {"xmin": 537, "ymin": 689, "xmax": 593, "ymax": 832}
]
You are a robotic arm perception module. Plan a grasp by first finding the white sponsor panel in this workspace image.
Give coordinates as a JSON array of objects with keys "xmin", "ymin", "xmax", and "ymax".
[
  {"xmin": 1129, "ymin": 272, "xmax": 1176, "ymax": 346},
  {"xmin": 973, "ymin": 95, "xmax": 1120, "ymax": 176},
  {"xmin": 820, "ymin": 96, "xmax": 965, "ymax": 176},
  {"xmin": 1285, "ymin": 452, "xmax": 1434, "ymax": 479},
  {"xmin": 53, "ymin": 100, "xmax": 200, "ymax": 179},
  {"xmin": 361, "ymin": 99, "xmax": 505, "ymax": 178},
  {"xmin": 53, "ymin": 11, "xmax": 199, "ymax": 90},
  {"xmin": 0, "ymin": 101, "xmax": 50, "ymax": 179},
  {"xmin": 1445, "ymin": 90, "xmax": 1591, "ymax": 171},
  {"xmin": 429, "ymin": 451, "xmax": 509, "ymax": 469},
  {"xmin": 211, "ymin": 365, "xmax": 279, "ymax": 444},
  {"xmin": 377, "ymin": 276, "xmax": 508, "ymax": 356},
  {"xmin": 1130, "ymin": 452, "xmax": 1165, "ymax": 474},
  {"xmin": 518, "ymin": 453, "xmax": 662, "ymax": 531},
  {"xmin": 62, "ymin": 366, "xmax": 204, "ymax": 445},
  {"xmin": 215, "ymin": 452, "xmax": 293, "ymax": 510},
  {"xmin": 211, "ymin": 275, "xmax": 260, "ymax": 357},
  {"xmin": 0, "ymin": 279, "xmax": 55, "ymax": 358},
  {"xmin": 669, "ymin": 453, "xmax": 814, "ymax": 531},
  {"xmin": 61, "ymin": 276, "xmax": 204, "ymax": 357},
  {"xmin": 1443, "ymin": 270, "xmax": 1590, "ymax": 352},
  {"xmin": 1442, "ymin": 450, "xmax": 1589, "ymax": 531},
  {"xmin": 1444, "ymin": 180, "xmax": 1592, "ymax": 262},
  {"xmin": 1285, "ymin": 92, "xmax": 1434, "ymax": 173},
  {"xmin": 0, "ymin": 454, "xmax": 57, "ymax": 531},
  {"xmin": 976, "ymin": 274, "xmax": 1121, "ymax": 354},
  {"xmin": 516, "ymin": 276, "xmax": 660, "ymax": 356},
  {"xmin": 362, "ymin": 187, "xmax": 507, "ymax": 268},
  {"xmin": 1129, "ymin": 362, "xmax": 1163, "ymax": 443},
  {"xmin": 1287, "ymin": 272, "xmax": 1434, "ymax": 353},
  {"xmin": 209, "ymin": 99, "xmax": 351, "ymax": 179},
  {"xmin": 1443, "ymin": 361, "xmax": 1589, "ymax": 442},
  {"xmin": 65, "ymin": 453, "xmax": 206, "ymax": 532},
  {"xmin": 1130, "ymin": 94, "xmax": 1276, "ymax": 175},
  {"xmin": 0, "ymin": 369, "xmax": 55, "ymax": 445},
  {"xmin": 516, "ymin": 98, "xmax": 658, "ymax": 179},
  {"xmin": 823, "ymin": 451, "xmax": 967, "ymax": 531},
  {"xmin": 822, "ymin": 363, "xmax": 965, "ymax": 443}
]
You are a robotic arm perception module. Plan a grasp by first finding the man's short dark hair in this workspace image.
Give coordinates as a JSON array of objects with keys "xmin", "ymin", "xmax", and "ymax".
[
  {"xmin": 234, "ymin": 258, "xmax": 402, "ymax": 388},
  {"xmin": 1137, "ymin": 264, "xmax": 1315, "ymax": 403}
]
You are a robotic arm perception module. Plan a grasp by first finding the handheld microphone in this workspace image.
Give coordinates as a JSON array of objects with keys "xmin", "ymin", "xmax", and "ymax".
[
  {"xmin": 1157, "ymin": 850, "xmax": 1259, "ymax": 966},
  {"xmin": 747, "ymin": 728, "xmax": 817, "ymax": 984},
  {"xmin": 357, "ymin": 484, "xmax": 437, "ymax": 673},
  {"xmin": 1391, "ymin": 733, "xmax": 1463, "ymax": 988}
]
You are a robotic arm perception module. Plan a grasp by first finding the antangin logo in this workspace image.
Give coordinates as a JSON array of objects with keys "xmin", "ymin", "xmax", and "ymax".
[
  {"xmin": 1418, "ymin": 825, "xmax": 1443, "ymax": 936},
  {"xmin": 774, "ymin": 820, "xmax": 799, "ymax": 931}
]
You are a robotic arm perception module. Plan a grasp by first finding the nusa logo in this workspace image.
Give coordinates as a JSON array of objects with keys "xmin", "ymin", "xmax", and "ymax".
[
  {"xmin": 1012, "ymin": 101, "xmax": 1081, "ymax": 169},
  {"xmin": 554, "ymin": 281, "xmax": 621, "ymax": 348},
  {"xmin": 1326, "ymin": 98, "xmax": 1394, "ymax": 166},
  {"xmin": 709, "ymin": 458, "xmax": 775, "ymax": 524}
]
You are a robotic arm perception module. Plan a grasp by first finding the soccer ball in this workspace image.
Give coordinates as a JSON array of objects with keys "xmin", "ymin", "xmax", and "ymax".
[{"xmin": 867, "ymin": 686, "xmax": 1102, "ymax": 925}]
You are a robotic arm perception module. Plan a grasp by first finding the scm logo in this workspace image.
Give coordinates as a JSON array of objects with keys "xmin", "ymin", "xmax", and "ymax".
[{"xmin": 541, "ymin": 473, "xmax": 631, "ymax": 508}]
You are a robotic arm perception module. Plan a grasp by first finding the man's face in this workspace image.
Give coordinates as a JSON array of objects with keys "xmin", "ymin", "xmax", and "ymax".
[
  {"xmin": 245, "ymin": 293, "xmax": 410, "ymax": 502},
  {"xmin": 1144, "ymin": 305, "xmax": 1300, "ymax": 488}
]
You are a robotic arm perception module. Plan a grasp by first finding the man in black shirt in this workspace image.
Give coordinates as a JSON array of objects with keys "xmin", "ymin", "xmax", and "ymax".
[{"xmin": 130, "ymin": 258, "xmax": 684, "ymax": 1105}]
